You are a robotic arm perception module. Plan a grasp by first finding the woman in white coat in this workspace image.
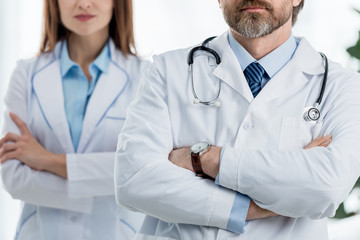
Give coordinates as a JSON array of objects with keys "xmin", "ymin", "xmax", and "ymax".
[{"xmin": 0, "ymin": 0, "xmax": 148, "ymax": 239}]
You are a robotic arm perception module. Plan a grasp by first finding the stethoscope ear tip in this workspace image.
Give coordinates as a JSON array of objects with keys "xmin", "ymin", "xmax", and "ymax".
[{"xmin": 192, "ymin": 99, "xmax": 221, "ymax": 107}]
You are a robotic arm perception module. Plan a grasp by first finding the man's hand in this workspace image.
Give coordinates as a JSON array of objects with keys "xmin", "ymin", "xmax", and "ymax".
[
  {"xmin": 168, "ymin": 147, "xmax": 193, "ymax": 172},
  {"xmin": 247, "ymin": 200, "xmax": 278, "ymax": 220},
  {"xmin": 169, "ymin": 136, "xmax": 333, "ymax": 220},
  {"xmin": 168, "ymin": 146, "xmax": 221, "ymax": 179},
  {"xmin": 247, "ymin": 135, "xmax": 332, "ymax": 220},
  {"xmin": 304, "ymin": 135, "xmax": 332, "ymax": 149},
  {"xmin": 169, "ymin": 135, "xmax": 332, "ymax": 178}
]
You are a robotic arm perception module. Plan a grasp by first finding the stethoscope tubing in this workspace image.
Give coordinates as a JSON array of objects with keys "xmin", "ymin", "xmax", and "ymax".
[
  {"xmin": 189, "ymin": 62, "xmax": 221, "ymax": 105},
  {"xmin": 188, "ymin": 37, "xmax": 328, "ymax": 122},
  {"xmin": 317, "ymin": 52, "xmax": 328, "ymax": 106},
  {"xmin": 188, "ymin": 37, "xmax": 222, "ymax": 106}
]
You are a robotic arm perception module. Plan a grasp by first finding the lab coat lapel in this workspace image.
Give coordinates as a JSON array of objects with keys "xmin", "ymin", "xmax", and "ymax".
[
  {"xmin": 253, "ymin": 38, "xmax": 324, "ymax": 106},
  {"xmin": 211, "ymin": 33, "xmax": 254, "ymax": 102},
  {"xmin": 32, "ymin": 60, "xmax": 75, "ymax": 153},
  {"xmin": 210, "ymin": 33, "xmax": 325, "ymax": 106},
  {"xmin": 77, "ymin": 54, "xmax": 129, "ymax": 153},
  {"xmin": 252, "ymin": 59, "xmax": 305, "ymax": 105}
]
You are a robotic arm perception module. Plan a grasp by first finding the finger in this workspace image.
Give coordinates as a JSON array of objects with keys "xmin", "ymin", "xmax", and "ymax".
[
  {"xmin": 304, "ymin": 139, "xmax": 323, "ymax": 149},
  {"xmin": 0, "ymin": 151, "xmax": 18, "ymax": 164},
  {"xmin": 312, "ymin": 135, "xmax": 329, "ymax": 144},
  {"xmin": 9, "ymin": 112, "xmax": 31, "ymax": 135},
  {"xmin": 0, "ymin": 132, "xmax": 21, "ymax": 146},
  {"xmin": 304, "ymin": 135, "xmax": 332, "ymax": 149},
  {"xmin": 304, "ymin": 137, "xmax": 332, "ymax": 149},
  {"xmin": 0, "ymin": 143, "xmax": 18, "ymax": 157},
  {"xmin": 0, "ymin": 157, "xmax": 7, "ymax": 164},
  {"xmin": 323, "ymin": 135, "xmax": 332, "ymax": 140},
  {"xmin": 319, "ymin": 138, "xmax": 332, "ymax": 147},
  {"xmin": 315, "ymin": 135, "xmax": 332, "ymax": 146}
]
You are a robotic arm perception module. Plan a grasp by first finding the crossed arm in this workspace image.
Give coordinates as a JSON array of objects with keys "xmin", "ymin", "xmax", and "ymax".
[
  {"xmin": 2, "ymin": 111, "xmax": 332, "ymax": 221},
  {"xmin": 168, "ymin": 135, "xmax": 332, "ymax": 220},
  {"xmin": 0, "ymin": 111, "xmax": 119, "ymax": 202},
  {"xmin": 0, "ymin": 112, "xmax": 67, "ymax": 178},
  {"xmin": 115, "ymin": 57, "xmax": 360, "ymax": 232}
]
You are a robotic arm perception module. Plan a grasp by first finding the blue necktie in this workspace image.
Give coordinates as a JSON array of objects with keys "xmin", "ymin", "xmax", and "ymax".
[{"xmin": 244, "ymin": 62, "xmax": 265, "ymax": 98}]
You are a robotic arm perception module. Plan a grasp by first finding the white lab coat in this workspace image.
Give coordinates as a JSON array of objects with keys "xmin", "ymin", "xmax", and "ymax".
[
  {"xmin": 0, "ymin": 40, "xmax": 149, "ymax": 240},
  {"xmin": 115, "ymin": 31, "xmax": 360, "ymax": 240}
]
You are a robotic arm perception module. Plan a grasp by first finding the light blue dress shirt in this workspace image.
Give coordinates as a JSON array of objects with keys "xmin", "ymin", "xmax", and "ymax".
[
  {"xmin": 228, "ymin": 32, "xmax": 298, "ymax": 86},
  {"xmin": 218, "ymin": 32, "xmax": 298, "ymax": 234},
  {"xmin": 60, "ymin": 41, "xmax": 110, "ymax": 151}
]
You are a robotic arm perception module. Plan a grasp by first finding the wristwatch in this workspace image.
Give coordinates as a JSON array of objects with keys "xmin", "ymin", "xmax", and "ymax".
[{"xmin": 190, "ymin": 142, "xmax": 210, "ymax": 177}]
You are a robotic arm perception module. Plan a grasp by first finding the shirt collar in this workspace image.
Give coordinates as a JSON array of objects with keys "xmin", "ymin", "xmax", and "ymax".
[
  {"xmin": 60, "ymin": 40, "xmax": 110, "ymax": 77},
  {"xmin": 60, "ymin": 41, "xmax": 75, "ymax": 77},
  {"xmin": 228, "ymin": 32, "xmax": 298, "ymax": 78},
  {"xmin": 92, "ymin": 42, "xmax": 110, "ymax": 73}
]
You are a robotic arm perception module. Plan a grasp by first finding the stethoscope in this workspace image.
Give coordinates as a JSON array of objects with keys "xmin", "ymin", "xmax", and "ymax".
[
  {"xmin": 188, "ymin": 37, "xmax": 222, "ymax": 107},
  {"xmin": 188, "ymin": 36, "xmax": 329, "ymax": 122}
]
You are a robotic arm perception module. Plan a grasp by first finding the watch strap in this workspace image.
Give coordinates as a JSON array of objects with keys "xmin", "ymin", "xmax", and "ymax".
[{"xmin": 191, "ymin": 152, "xmax": 204, "ymax": 176}]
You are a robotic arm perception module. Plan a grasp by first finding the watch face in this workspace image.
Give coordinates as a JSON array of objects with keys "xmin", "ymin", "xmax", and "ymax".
[{"xmin": 190, "ymin": 142, "xmax": 209, "ymax": 154}]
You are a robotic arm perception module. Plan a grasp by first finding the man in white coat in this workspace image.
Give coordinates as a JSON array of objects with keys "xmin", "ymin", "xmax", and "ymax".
[{"xmin": 115, "ymin": 0, "xmax": 360, "ymax": 239}]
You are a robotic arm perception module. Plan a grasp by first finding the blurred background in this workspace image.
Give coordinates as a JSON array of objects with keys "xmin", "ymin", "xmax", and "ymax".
[{"xmin": 1, "ymin": 0, "xmax": 360, "ymax": 239}]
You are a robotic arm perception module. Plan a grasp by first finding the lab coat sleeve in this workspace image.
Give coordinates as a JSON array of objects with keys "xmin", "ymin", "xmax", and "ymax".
[
  {"xmin": 0, "ymin": 60, "xmax": 93, "ymax": 213},
  {"xmin": 218, "ymin": 72, "xmax": 360, "ymax": 219},
  {"xmin": 66, "ymin": 151, "xmax": 116, "ymax": 198},
  {"xmin": 115, "ymin": 56, "xmax": 242, "ymax": 231}
]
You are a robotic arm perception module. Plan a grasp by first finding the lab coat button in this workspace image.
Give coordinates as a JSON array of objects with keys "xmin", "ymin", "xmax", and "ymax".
[
  {"xmin": 70, "ymin": 215, "xmax": 78, "ymax": 222},
  {"xmin": 243, "ymin": 122, "xmax": 252, "ymax": 130}
]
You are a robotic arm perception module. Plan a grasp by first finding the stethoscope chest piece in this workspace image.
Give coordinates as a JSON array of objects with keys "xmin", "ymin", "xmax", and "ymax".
[
  {"xmin": 303, "ymin": 105, "xmax": 320, "ymax": 122},
  {"xmin": 302, "ymin": 52, "xmax": 328, "ymax": 123}
]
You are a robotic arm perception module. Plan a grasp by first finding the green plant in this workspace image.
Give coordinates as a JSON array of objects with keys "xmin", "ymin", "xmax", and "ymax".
[
  {"xmin": 346, "ymin": 9, "xmax": 360, "ymax": 71},
  {"xmin": 333, "ymin": 9, "xmax": 360, "ymax": 218},
  {"xmin": 334, "ymin": 179, "xmax": 360, "ymax": 219}
]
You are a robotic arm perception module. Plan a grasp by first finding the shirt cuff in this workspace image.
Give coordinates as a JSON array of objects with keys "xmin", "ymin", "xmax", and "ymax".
[
  {"xmin": 215, "ymin": 147, "xmax": 225, "ymax": 185},
  {"xmin": 226, "ymin": 193, "xmax": 251, "ymax": 233}
]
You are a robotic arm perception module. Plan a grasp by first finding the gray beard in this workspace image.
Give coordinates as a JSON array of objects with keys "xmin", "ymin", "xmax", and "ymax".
[
  {"xmin": 233, "ymin": 14, "xmax": 274, "ymax": 38},
  {"xmin": 222, "ymin": 3, "xmax": 292, "ymax": 38}
]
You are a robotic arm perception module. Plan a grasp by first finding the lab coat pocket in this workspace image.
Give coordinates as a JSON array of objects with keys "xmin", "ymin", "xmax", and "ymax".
[
  {"xmin": 279, "ymin": 117, "xmax": 323, "ymax": 151},
  {"xmin": 104, "ymin": 106, "xmax": 126, "ymax": 120},
  {"xmin": 100, "ymin": 106, "xmax": 127, "ymax": 147}
]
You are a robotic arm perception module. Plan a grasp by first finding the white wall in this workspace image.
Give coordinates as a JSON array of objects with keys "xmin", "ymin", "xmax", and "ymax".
[
  {"xmin": 132, "ymin": 0, "xmax": 360, "ymax": 70},
  {"xmin": 0, "ymin": 1, "xmax": 43, "ymax": 239},
  {"xmin": 1, "ymin": 0, "xmax": 360, "ymax": 239}
]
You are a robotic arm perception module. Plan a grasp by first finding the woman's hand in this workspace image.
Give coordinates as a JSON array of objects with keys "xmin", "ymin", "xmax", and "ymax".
[{"xmin": 0, "ymin": 112, "xmax": 67, "ymax": 178}]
